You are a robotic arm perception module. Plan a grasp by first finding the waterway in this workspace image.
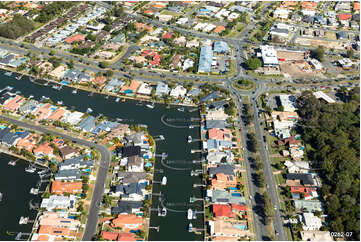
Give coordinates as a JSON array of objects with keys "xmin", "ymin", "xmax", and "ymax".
[
  {"xmin": 0, "ymin": 153, "xmax": 44, "ymax": 241},
  {"xmin": 0, "ymin": 71, "xmax": 204, "ymax": 240}
]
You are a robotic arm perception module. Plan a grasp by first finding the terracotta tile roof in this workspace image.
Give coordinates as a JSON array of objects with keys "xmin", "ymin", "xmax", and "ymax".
[
  {"xmin": 51, "ymin": 181, "xmax": 82, "ymax": 194},
  {"xmin": 338, "ymin": 13, "xmax": 352, "ymax": 20},
  {"xmin": 214, "ymin": 25, "xmax": 226, "ymax": 33},
  {"xmin": 117, "ymin": 233, "xmax": 137, "ymax": 241},
  {"xmin": 48, "ymin": 108, "xmax": 67, "ymax": 121},
  {"xmin": 3, "ymin": 95, "xmax": 25, "ymax": 111},
  {"xmin": 101, "ymin": 231, "xmax": 119, "ymax": 241},
  {"xmin": 354, "ymin": 2, "xmax": 360, "ymax": 11},
  {"xmin": 111, "ymin": 214, "xmax": 143, "ymax": 232},
  {"xmin": 17, "ymin": 134, "xmax": 38, "ymax": 152},
  {"xmin": 33, "ymin": 143, "xmax": 53, "ymax": 156},
  {"xmin": 120, "ymin": 80, "xmax": 140, "ymax": 93},
  {"xmin": 38, "ymin": 225, "xmax": 71, "ymax": 236},
  {"xmin": 162, "ymin": 31, "xmax": 173, "ymax": 39},
  {"xmin": 37, "ymin": 235, "xmax": 50, "ymax": 241},
  {"xmin": 92, "ymin": 76, "xmax": 107, "ymax": 86},
  {"xmin": 65, "ymin": 35, "xmax": 85, "ymax": 43},
  {"xmin": 212, "ymin": 204, "xmax": 236, "ymax": 218},
  {"xmin": 302, "ymin": 1, "xmax": 317, "ymax": 10},
  {"xmin": 34, "ymin": 103, "xmax": 53, "ymax": 120}
]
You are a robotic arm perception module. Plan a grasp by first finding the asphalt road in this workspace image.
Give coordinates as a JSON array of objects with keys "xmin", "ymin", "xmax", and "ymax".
[{"xmin": 0, "ymin": 115, "xmax": 111, "ymax": 241}]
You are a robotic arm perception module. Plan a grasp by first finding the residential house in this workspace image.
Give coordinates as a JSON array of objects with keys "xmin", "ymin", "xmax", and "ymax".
[
  {"xmin": 208, "ymin": 190, "xmax": 246, "ymax": 205},
  {"xmin": 211, "ymin": 173, "xmax": 237, "ymax": 190},
  {"xmin": 47, "ymin": 108, "xmax": 68, "ymax": 122},
  {"xmin": 212, "ymin": 204, "xmax": 236, "ymax": 218},
  {"xmin": 16, "ymin": 133, "xmax": 38, "ymax": 152},
  {"xmin": 101, "ymin": 231, "xmax": 136, "ymax": 241},
  {"xmin": 111, "ymin": 201, "xmax": 143, "ymax": 215},
  {"xmin": 51, "ymin": 181, "xmax": 83, "ymax": 195},
  {"xmin": 33, "ymin": 143, "xmax": 55, "ymax": 159},
  {"xmin": 111, "ymin": 214, "xmax": 143, "ymax": 232},
  {"xmin": 58, "ymin": 156, "xmax": 94, "ymax": 171},
  {"xmin": 77, "ymin": 116, "xmax": 96, "ymax": 132},
  {"xmin": 300, "ymin": 231, "xmax": 333, "ymax": 241},
  {"xmin": 205, "ymin": 120, "xmax": 226, "ymax": 129},
  {"xmin": 301, "ymin": 213, "xmax": 322, "ymax": 231},
  {"xmin": 294, "ymin": 199, "xmax": 323, "ymax": 212},
  {"xmin": 3, "ymin": 95, "xmax": 25, "ymax": 112},
  {"xmin": 155, "ymin": 82, "xmax": 170, "ymax": 97},
  {"xmin": 208, "ymin": 218, "xmax": 250, "ymax": 238},
  {"xmin": 126, "ymin": 155, "xmax": 144, "ymax": 172},
  {"xmin": 59, "ymin": 146, "xmax": 79, "ymax": 160},
  {"xmin": 40, "ymin": 195, "xmax": 77, "ymax": 211},
  {"xmin": 120, "ymin": 80, "xmax": 140, "ymax": 96},
  {"xmin": 38, "ymin": 211, "xmax": 80, "ymax": 230},
  {"xmin": 54, "ymin": 169, "xmax": 81, "ymax": 181},
  {"xmin": 208, "ymin": 128, "xmax": 232, "ymax": 141},
  {"xmin": 169, "ymin": 85, "xmax": 187, "ymax": 98}
]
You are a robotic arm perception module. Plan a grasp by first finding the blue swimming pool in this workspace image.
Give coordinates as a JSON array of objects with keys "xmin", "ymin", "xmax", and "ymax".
[
  {"xmin": 60, "ymin": 81, "xmax": 68, "ymax": 85},
  {"xmin": 234, "ymin": 224, "xmax": 247, "ymax": 230}
]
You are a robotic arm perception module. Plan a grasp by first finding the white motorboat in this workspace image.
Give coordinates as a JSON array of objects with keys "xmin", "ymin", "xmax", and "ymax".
[
  {"xmin": 187, "ymin": 136, "xmax": 192, "ymax": 143},
  {"xmin": 161, "ymin": 207, "xmax": 167, "ymax": 216},
  {"xmin": 52, "ymin": 85, "xmax": 60, "ymax": 90},
  {"xmin": 0, "ymin": 192, "xmax": 3, "ymax": 202},
  {"xmin": 30, "ymin": 188, "xmax": 39, "ymax": 195},
  {"xmin": 8, "ymin": 160, "xmax": 16, "ymax": 166},
  {"xmin": 57, "ymin": 101, "xmax": 63, "ymax": 105},
  {"xmin": 187, "ymin": 209, "xmax": 193, "ymax": 220},
  {"xmin": 72, "ymin": 89, "xmax": 77, "ymax": 94},
  {"xmin": 115, "ymin": 98, "xmax": 120, "ymax": 102},
  {"xmin": 25, "ymin": 167, "xmax": 36, "ymax": 173},
  {"xmin": 146, "ymin": 102, "xmax": 155, "ymax": 109},
  {"xmin": 87, "ymin": 108, "xmax": 93, "ymax": 113},
  {"xmin": 29, "ymin": 95, "xmax": 34, "ymax": 99},
  {"xmin": 19, "ymin": 216, "xmax": 29, "ymax": 224},
  {"xmin": 4, "ymin": 71, "xmax": 12, "ymax": 77},
  {"xmin": 188, "ymin": 223, "xmax": 193, "ymax": 232},
  {"xmin": 161, "ymin": 176, "xmax": 167, "ymax": 185},
  {"xmin": 189, "ymin": 125, "xmax": 194, "ymax": 129},
  {"xmin": 178, "ymin": 107, "xmax": 185, "ymax": 112}
]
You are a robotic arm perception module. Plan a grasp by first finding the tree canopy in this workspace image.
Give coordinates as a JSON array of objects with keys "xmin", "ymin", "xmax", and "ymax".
[
  {"xmin": 310, "ymin": 46, "xmax": 325, "ymax": 62},
  {"xmin": 297, "ymin": 89, "xmax": 360, "ymax": 240},
  {"xmin": 0, "ymin": 14, "xmax": 34, "ymax": 39},
  {"xmin": 35, "ymin": 1, "xmax": 74, "ymax": 23},
  {"xmin": 245, "ymin": 57, "xmax": 262, "ymax": 70}
]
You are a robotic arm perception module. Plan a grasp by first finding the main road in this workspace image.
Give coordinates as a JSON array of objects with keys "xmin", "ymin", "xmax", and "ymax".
[{"xmin": 0, "ymin": 115, "xmax": 111, "ymax": 241}]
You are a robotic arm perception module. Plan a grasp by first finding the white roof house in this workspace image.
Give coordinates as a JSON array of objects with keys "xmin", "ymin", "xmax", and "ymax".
[
  {"xmin": 273, "ymin": 8, "xmax": 289, "ymax": 19},
  {"xmin": 176, "ymin": 17, "xmax": 188, "ymax": 25},
  {"xmin": 170, "ymin": 85, "xmax": 187, "ymax": 98},
  {"xmin": 301, "ymin": 213, "xmax": 322, "ymax": 231},
  {"xmin": 64, "ymin": 111, "xmax": 84, "ymax": 125},
  {"xmin": 313, "ymin": 91, "xmax": 336, "ymax": 103},
  {"xmin": 183, "ymin": 58, "xmax": 194, "ymax": 71},
  {"xmin": 41, "ymin": 195, "xmax": 78, "ymax": 211},
  {"xmin": 260, "ymin": 45, "xmax": 279, "ymax": 66},
  {"xmin": 279, "ymin": 94, "xmax": 297, "ymax": 112},
  {"xmin": 309, "ymin": 58, "xmax": 323, "ymax": 70},
  {"xmin": 137, "ymin": 82, "xmax": 152, "ymax": 95}
]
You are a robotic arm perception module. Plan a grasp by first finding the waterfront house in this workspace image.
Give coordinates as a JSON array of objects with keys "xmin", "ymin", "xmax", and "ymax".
[
  {"xmin": 111, "ymin": 201, "xmax": 143, "ymax": 215},
  {"xmin": 49, "ymin": 65, "xmax": 67, "ymax": 79},
  {"xmin": 33, "ymin": 143, "xmax": 55, "ymax": 159},
  {"xmin": 208, "ymin": 128, "xmax": 232, "ymax": 141},
  {"xmin": 126, "ymin": 132, "xmax": 148, "ymax": 148},
  {"xmin": 92, "ymin": 76, "xmax": 107, "ymax": 89},
  {"xmin": 0, "ymin": 130, "xmax": 30, "ymax": 147},
  {"xmin": 63, "ymin": 111, "xmax": 84, "ymax": 125},
  {"xmin": 77, "ymin": 116, "xmax": 96, "ymax": 132},
  {"xmin": 212, "ymin": 204, "xmax": 236, "ymax": 218},
  {"xmin": 101, "ymin": 231, "xmax": 137, "ymax": 241},
  {"xmin": 120, "ymin": 80, "xmax": 140, "ymax": 96},
  {"xmin": 137, "ymin": 82, "xmax": 152, "ymax": 96},
  {"xmin": 41, "ymin": 195, "xmax": 78, "ymax": 211},
  {"xmin": 116, "ymin": 172, "xmax": 147, "ymax": 185},
  {"xmin": 92, "ymin": 121, "xmax": 119, "ymax": 135},
  {"xmin": 59, "ymin": 146, "xmax": 79, "ymax": 160},
  {"xmin": 51, "ymin": 181, "xmax": 83, "ymax": 195},
  {"xmin": 106, "ymin": 124, "xmax": 131, "ymax": 140},
  {"xmin": 104, "ymin": 78, "xmax": 125, "ymax": 92},
  {"xmin": 18, "ymin": 99, "xmax": 39, "ymax": 114},
  {"xmin": 121, "ymin": 146, "xmax": 141, "ymax": 158},
  {"xmin": 187, "ymin": 88, "xmax": 201, "ymax": 97},
  {"xmin": 208, "ymin": 218, "xmax": 250, "ymax": 238},
  {"xmin": 111, "ymin": 214, "xmax": 143, "ymax": 232},
  {"xmin": 33, "ymin": 103, "xmax": 54, "ymax": 120},
  {"xmin": 47, "ymin": 107, "xmax": 68, "ymax": 122},
  {"xmin": 169, "ymin": 85, "xmax": 187, "ymax": 98},
  {"xmin": 54, "ymin": 169, "xmax": 82, "ymax": 181},
  {"xmin": 208, "ymin": 190, "xmax": 246, "ymax": 205},
  {"xmin": 205, "ymin": 120, "xmax": 226, "ymax": 129},
  {"xmin": 126, "ymin": 155, "xmax": 144, "ymax": 172},
  {"xmin": 63, "ymin": 69, "xmax": 91, "ymax": 84},
  {"xmin": 206, "ymin": 139, "xmax": 232, "ymax": 151},
  {"xmin": 155, "ymin": 82, "xmax": 170, "ymax": 97},
  {"xmin": 39, "ymin": 211, "xmax": 80, "ymax": 230},
  {"xmin": 3, "ymin": 95, "xmax": 25, "ymax": 112},
  {"xmin": 211, "ymin": 173, "xmax": 237, "ymax": 190},
  {"xmin": 208, "ymin": 164, "xmax": 235, "ymax": 177},
  {"xmin": 37, "ymin": 225, "xmax": 74, "ymax": 240},
  {"xmin": 122, "ymin": 182, "xmax": 147, "ymax": 201},
  {"xmin": 206, "ymin": 151, "xmax": 234, "ymax": 164},
  {"xmin": 16, "ymin": 133, "xmax": 39, "ymax": 152},
  {"xmin": 206, "ymin": 110, "xmax": 229, "ymax": 121},
  {"xmin": 207, "ymin": 100, "xmax": 227, "ymax": 110},
  {"xmin": 200, "ymin": 91, "xmax": 221, "ymax": 103}
]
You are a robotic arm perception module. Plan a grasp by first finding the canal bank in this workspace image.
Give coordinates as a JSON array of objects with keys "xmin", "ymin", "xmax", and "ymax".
[{"xmin": 0, "ymin": 71, "xmax": 204, "ymax": 240}]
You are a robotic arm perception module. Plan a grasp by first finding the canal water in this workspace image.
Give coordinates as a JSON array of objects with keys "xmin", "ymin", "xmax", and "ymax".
[
  {"xmin": 0, "ymin": 71, "xmax": 204, "ymax": 241},
  {"xmin": 0, "ymin": 153, "xmax": 43, "ymax": 241}
]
